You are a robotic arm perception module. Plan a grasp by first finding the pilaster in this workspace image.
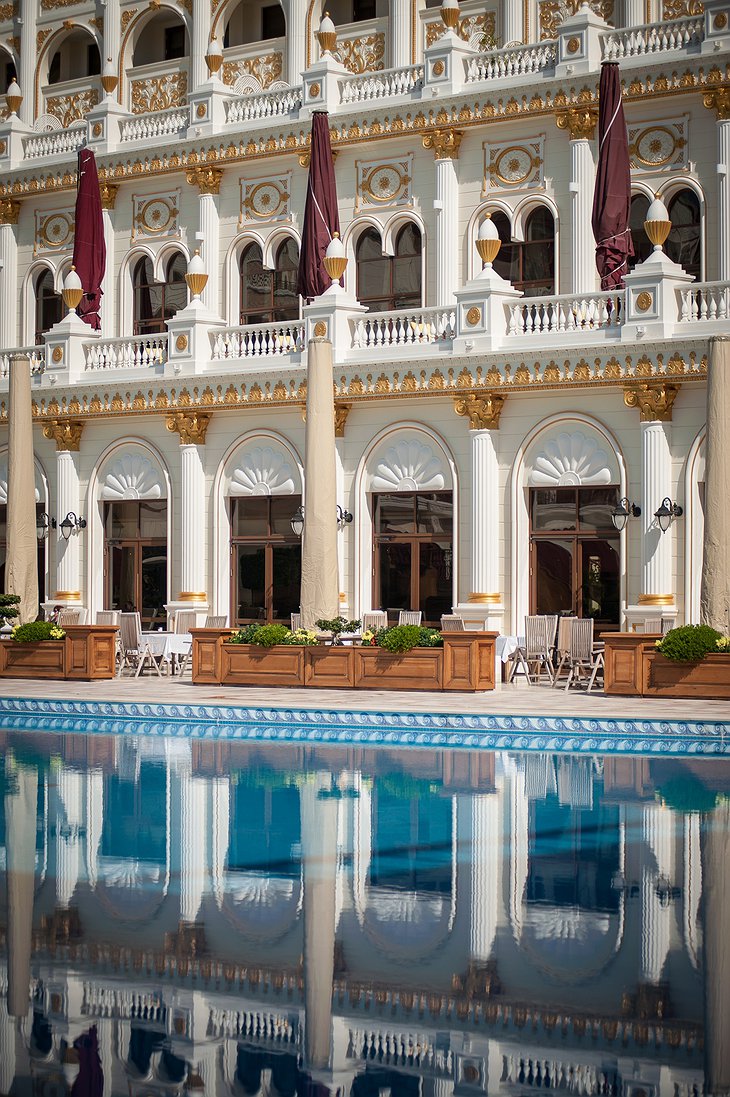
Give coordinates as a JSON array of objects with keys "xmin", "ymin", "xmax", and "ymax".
[
  {"xmin": 423, "ymin": 129, "xmax": 462, "ymax": 307},
  {"xmin": 18, "ymin": 0, "xmax": 36, "ymax": 126},
  {"xmin": 99, "ymin": 184, "xmax": 118, "ymax": 338},
  {"xmin": 556, "ymin": 108, "xmax": 598, "ymax": 293},
  {"xmin": 166, "ymin": 411, "xmax": 210, "ymax": 615},
  {"xmin": 703, "ymin": 88, "xmax": 730, "ymax": 280},
  {"xmin": 186, "ymin": 167, "xmax": 223, "ymax": 315},
  {"xmin": 42, "ymin": 419, "xmax": 85, "ymax": 608},
  {"xmin": 0, "ymin": 201, "xmax": 20, "ymax": 349}
]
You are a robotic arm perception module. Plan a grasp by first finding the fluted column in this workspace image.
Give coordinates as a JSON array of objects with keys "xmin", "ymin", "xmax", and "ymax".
[
  {"xmin": 335, "ymin": 403, "xmax": 351, "ymax": 618},
  {"xmin": 102, "ymin": 0, "xmax": 120, "ymax": 88},
  {"xmin": 55, "ymin": 765, "xmax": 83, "ymax": 908},
  {"xmin": 5, "ymin": 759, "xmax": 37, "ymax": 1017},
  {"xmin": 186, "ymin": 167, "xmax": 223, "ymax": 315},
  {"xmin": 280, "ymin": 0, "xmax": 306, "ymax": 83},
  {"xmin": 19, "ymin": 0, "xmax": 36, "ymax": 125},
  {"xmin": 502, "ymin": 1, "xmax": 524, "ymax": 44},
  {"xmin": 191, "ymin": 0, "xmax": 212, "ymax": 92},
  {"xmin": 702, "ymin": 798, "xmax": 730, "ymax": 1097},
  {"xmin": 0, "ymin": 202, "xmax": 20, "ymax": 349},
  {"xmin": 623, "ymin": 0, "xmax": 646, "ymax": 25},
  {"xmin": 624, "ymin": 384, "xmax": 679, "ymax": 611},
  {"xmin": 703, "ymin": 91, "xmax": 730, "ymax": 281},
  {"xmin": 390, "ymin": 0, "xmax": 411, "ymax": 67},
  {"xmin": 470, "ymin": 793, "xmax": 500, "ymax": 960},
  {"xmin": 42, "ymin": 419, "xmax": 85, "ymax": 604},
  {"xmin": 640, "ymin": 801, "xmax": 673, "ymax": 984},
  {"xmin": 423, "ymin": 130, "xmax": 463, "ymax": 307},
  {"xmin": 166, "ymin": 412, "xmax": 211, "ymax": 610},
  {"xmin": 301, "ymin": 774, "xmax": 338, "ymax": 1071},
  {"xmin": 556, "ymin": 108, "xmax": 598, "ymax": 293},
  {"xmin": 180, "ymin": 768, "xmax": 207, "ymax": 924},
  {"xmin": 99, "ymin": 184, "xmax": 118, "ymax": 338}
]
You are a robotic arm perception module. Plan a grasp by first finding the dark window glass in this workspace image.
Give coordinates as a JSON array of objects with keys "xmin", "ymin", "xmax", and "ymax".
[
  {"xmin": 492, "ymin": 207, "xmax": 555, "ymax": 297},
  {"xmin": 373, "ymin": 491, "xmax": 453, "ymax": 626},
  {"xmin": 531, "ymin": 489, "xmax": 577, "ymax": 532},
  {"xmin": 0, "ymin": 503, "xmax": 46, "ymax": 607},
  {"xmin": 578, "ymin": 488, "xmax": 620, "ymax": 530},
  {"xmin": 104, "ymin": 500, "xmax": 167, "ymax": 627},
  {"xmin": 375, "ymin": 493, "xmax": 416, "ymax": 534},
  {"xmin": 666, "ymin": 188, "xmax": 701, "ymax": 281},
  {"xmin": 35, "ymin": 269, "xmax": 63, "ymax": 344},
  {"xmin": 239, "ymin": 239, "xmax": 300, "ymax": 324},
  {"xmin": 230, "ymin": 495, "xmax": 302, "ymax": 624},
  {"xmin": 231, "ymin": 497, "xmax": 269, "ymax": 537},
  {"xmin": 87, "ymin": 43, "xmax": 101, "ymax": 76},
  {"xmin": 139, "ymin": 500, "xmax": 168, "ymax": 538},
  {"xmin": 105, "ymin": 501, "xmax": 139, "ymax": 539},
  {"xmin": 48, "ymin": 50, "xmax": 61, "ymax": 84},
  {"xmin": 417, "ymin": 493, "xmax": 454, "ymax": 535},
  {"xmin": 133, "ymin": 253, "xmax": 186, "ymax": 336},
  {"xmin": 261, "ymin": 3, "xmax": 286, "ymax": 39},
  {"xmin": 353, "ymin": 0, "xmax": 377, "ymax": 18},
  {"xmin": 164, "ymin": 24, "xmax": 186, "ymax": 60},
  {"xmin": 356, "ymin": 224, "xmax": 422, "ymax": 312},
  {"xmin": 628, "ymin": 194, "xmax": 652, "ymax": 270},
  {"xmin": 1, "ymin": 59, "xmax": 17, "ymax": 90}
]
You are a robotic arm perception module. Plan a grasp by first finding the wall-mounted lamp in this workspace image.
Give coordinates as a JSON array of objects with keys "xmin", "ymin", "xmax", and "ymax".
[
  {"xmin": 654, "ymin": 497, "xmax": 683, "ymax": 533},
  {"xmin": 611, "ymin": 497, "xmax": 641, "ymax": 532},
  {"xmin": 59, "ymin": 512, "xmax": 86, "ymax": 540},
  {"xmin": 290, "ymin": 505, "xmax": 354, "ymax": 538},
  {"xmin": 336, "ymin": 505, "xmax": 353, "ymax": 527},
  {"xmin": 35, "ymin": 511, "xmax": 55, "ymax": 541}
]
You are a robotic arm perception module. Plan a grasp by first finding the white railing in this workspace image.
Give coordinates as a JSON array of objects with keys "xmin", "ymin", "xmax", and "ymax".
[
  {"xmin": 23, "ymin": 122, "xmax": 86, "ymax": 160},
  {"xmin": 509, "ymin": 292, "xmax": 623, "ymax": 336},
  {"xmin": 679, "ymin": 281, "xmax": 730, "ymax": 323},
  {"xmin": 84, "ymin": 336, "xmax": 168, "ymax": 370},
  {"xmin": 225, "ymin": 85, "xmax": 303, "ymax": 124},
  {"xmin": 601, "ymin": 16, "xmax": 703, "ymax": 60},
  {"xmin": 210, "ymin": 321, "xmax": 305, "ymax": 360},
  {"xmin": 120, "ymin": 105, "xmax": 190, "ymax": 143},
  {"xmin": 353, "ymin": 307, "xmax": 456, "ymax": 349},
  {"xmin": 349, "ymin": 1029, "xmax": 453, "ymax": 1075},
  {"xmin": 501, "ymin": 1056, "xmax": 618, "ymax": 1095},
  {"xmin": 208, "ymin": 1007, "xmax": 300, "ymax": 1044},
  {"xmin": 340, "ymin": 64, "xmax": 424, "ymax": 104},
  {"xmin": 0, "ymin": 346, "xmax": 44, "ymax": 377},
  {"xmin": 466, "ymin": 42, "xmax": 556, "ymax": 83},
  {"xmin": 83, "ymin": 983, "xmax": 166, "ymax": 1022}
]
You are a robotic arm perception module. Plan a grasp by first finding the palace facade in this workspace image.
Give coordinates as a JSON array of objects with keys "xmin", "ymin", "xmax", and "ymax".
[{"xmin": 0, "ymin": 0, "xmax": 727, "ymax": 631}]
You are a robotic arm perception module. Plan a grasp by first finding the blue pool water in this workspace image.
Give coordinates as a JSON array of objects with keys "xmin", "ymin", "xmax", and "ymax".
[{"xmin": 1, "ymin": 723, "xmax": 729, "ymax": 1097}]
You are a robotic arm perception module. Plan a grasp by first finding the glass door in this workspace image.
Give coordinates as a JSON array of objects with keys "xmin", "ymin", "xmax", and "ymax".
[
  {"xmin": 104, "ymin": 501, "xmax": 168, "ymax": 627},
  {"xmin": 373, "ymin": 492, "xmax": 453, "ymax": 626},
  {"xmin": 230, "ymin": 496, "xmax": 302, "ymax": 624}
]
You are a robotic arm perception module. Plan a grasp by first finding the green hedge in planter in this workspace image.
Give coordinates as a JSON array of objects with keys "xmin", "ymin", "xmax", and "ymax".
[
  {"xmin": 11, "ymin": 621, "xmax": 65, "ymax": 642},
  {"xmin": 227, "ymin": 622, "xmax": 318, "ymax": 647},
  {"xmin": 376, "ymin": 625, "xmax": 444, "ymax": 653},
  {"xmin": 655, "ymin": 624, "xmax": 723, "ymax": 663}
]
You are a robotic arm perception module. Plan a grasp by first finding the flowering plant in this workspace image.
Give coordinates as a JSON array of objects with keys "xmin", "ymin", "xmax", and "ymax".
[
  {"xmin": 289, "ymin": 627, "xmax": 319, "ymax": 646},
  {"xmin": 360, "ymin": 629, "xmax": 376, "ymax": 646},
  {"xmin": 11, "ymin": 621, "xmax": 65, "ymax": 643},
  {"xmin": 655, "ymin": 624, "xmax": 722, "ymax": 662},
  {"xmin": 717, "ymin": 636, "xmax": 730, "ymax": 651}
]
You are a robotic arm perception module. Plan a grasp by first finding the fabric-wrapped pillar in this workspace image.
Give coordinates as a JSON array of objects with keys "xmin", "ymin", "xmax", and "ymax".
[
  {"xmin": 300, "ymin": 339, "xmax": 339, "ymax": 627},
  {"xmin": 301, "ymin": 774, "xmax": 338, "ymax": 1071},
  {"xmin": 700, "ymin": 336, "xmax": 730, "ymax": 632},
  {"xmin": 42, "ymin": 420, "xmax": 84, "ymax": 605},
  {"xmin": 556, "ymin": 108, "xmax": 598, "ymax": 293},
  {"xmin": 423, "ymin": 129, "xmax": 463, "ymax": 307},
  {"xmin": 7, "ymin": 357, "xmax": 40, "ymax": 622},
  {"xmin": 702, "ymin": 798, "xmax": 730, "ymax": 1097},
  {"xmin": 5, "ymin": 758, "xmax": 38, "ymax": 1017},
  {"xmin": 186, "ymin": 167, "xmax": 223, "ymax": 315},
  {"xmin": 166, "ymin": 412, "xmax": 210, "ymax": 614},
  {"xmin": 0, "ymin": 201, "xmax": 20, "ymax": 349}
]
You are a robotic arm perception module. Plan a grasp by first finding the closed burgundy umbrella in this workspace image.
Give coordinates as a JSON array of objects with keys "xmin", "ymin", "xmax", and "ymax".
[
  {"xmin": 296, "ymin": 112, "xmax": 341, "ymax": 299},
  {"xmin": 71, "ymin": 1025, "xmax": 104, "ymax": 1097},
  {"xmin": 591, "ymin": 62, "xmax": 634, "ymax": 290},
  {"xmin": 72, "ymin": 148, "xmax": 106, "ymax": 330}
]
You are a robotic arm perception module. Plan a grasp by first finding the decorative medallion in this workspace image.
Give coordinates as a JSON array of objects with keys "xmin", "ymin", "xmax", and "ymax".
[
  {"xmin": 34, "ymin": 208, "xmax": 74, "ymax": 255},
  {"xmin": 240, "ymin": 173, "xmax": 291, "ymax": 223},
  {"xmin": 466, "ymin": 306, "xmax": 481, "ymax": 326},
  {"xmin": 51, "ymin": 346, "xmax": 63, "ymax": 363},
  {"xmin": 356, "ymin": 156, "xmax": 412, "ymax": 211},
  {"xmin": 432, "ymin": 59, "xmax": 445, "ymax": 76},
  {"xmin": 636, "ymin": 291, "xmax": 653, "ymax": 312},
  {"xmin": 313, "ymin": 321, "xmax": 327, "ymax": 337},
  {"xmin": 0, "ymin": 141, "xmax": 5, "ymax": 155},
  {"xmin": 92, "ymin": 122, "xmax": 102, "ymax": 137},
  {"xmin": 309, "ymin": 82, "xmax": 320, "ymax": 98},
  {"xmin": 175, "ymin": 334, "xmax": 188, "ymax": 351},
  {"xmin": 566, "ymin": 36, "xmax": 581, "ymax": 53},
  {"xmin": 628, "ymin": 117, "xmax": 688, "ymax": 172},
  {"xmin": 715, "ymin": 12, "xmax": 727, "ymax": 29},
  {"xmin": 132, "ymin": 191, "xmax": 180, "ymax": 239},
  {"xmin": 485, "ymin": 138, "xmax": 544, "ymax": 192},
  {"xmin": 196, "ymin": 103, "xmax": 206, "ymax": 118}
]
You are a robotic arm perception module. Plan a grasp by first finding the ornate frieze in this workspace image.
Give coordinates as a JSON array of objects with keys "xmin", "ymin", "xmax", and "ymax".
[
  {"xmin": 131, "ymin": 71, "xmax": 187, "ymax": 114},
  {"xmin": 34, "ymin": 207, "xmax": 74, "ymax": 255},
  {"xmin": 484, "ymin": 136, "xmax": 544, "ymax": 192},
  {"xmin": 45, "ymin": 89, "xmax": 100, "ymax": 128},
  {"xmin": 240, "ymin": 173, "xmax": 290, "ymax": 223},
  {"xmin": 132, "ymin": 190, "xmax": 180, "ymax": 240},
  {"xmin": 663, "ymin": 0, "xmax": 703, "ymax": 16},
  {"xmin": 555, "ymin": 107, "xmax": 598, "ymax": 141},
  {"xmin": 453, "ymin": 392, "xmax": 505, "ymax": 430},
  {"xmin": 425, "ymin": 10, "xmax": 496, "ymax": 49},
  {"xmin": 0, "ymin": 1, "xmax": 17, "ymax": 20},
  {"xmin": 166, "ymin": 410, "xmax": 211, "ymax": 445},
  {"xmin": 336, "ymin": 31, "xmax": 385, "ymax": 74},
  {"xmin": 539, "ymin": 1, "xmax": 614, "ymax": 40},
  {"xmin": 356, "ymin": 156, "xmax": 412, "ymax": 211},
  {"xmin": 221, "ymin": 52, "xmax": 283, "ymax": 90},
  {"xmin": 42, "ymin": 418, "xmax": 84, "ymax": 451},
  {"xmin": 624, "ymin": 383, "xmax": 679, "ymax": 422},
  {"xmin": 423, "ymin": 128, "xmax": 463, "ymax": 159},
  {"xmin": 628, "ymin": 116, "xmax": 688, "ymax": 172},
  {"xmin": 0, "ymin": 198, "xmax": 20, "ymax": 225}
]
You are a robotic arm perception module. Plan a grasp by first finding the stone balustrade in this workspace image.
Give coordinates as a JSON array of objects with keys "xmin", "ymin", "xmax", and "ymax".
[
  {"xmin": 0, "ymin": 346, "xmax": 44, "ymax": 378},
  {"xmin": 119, "ymin": 105, "xmax": 190, "ymax": 144},
  {"xmin": 210, "ymin": 321, "xmax": 306, "ymax": 361},
  {"xmin": 465, "ymin": 42, "xmax": 556, "ymax": 84},
  {"xmin": 340, "ymin": 64, "xmax": 424, "ymax": 103},
  {"xmin": 225, "ymin": 85, "xmax": 303, "ymax": 124},
  {"xmin": 352, "ymin": 307, "xmax": 456, "ymax": 350},
  {"xmin": 600, "ymin": 16, "xmax": 704, "ymax": 61},
  {"xmin": 84, "ymin": 336, "xmax": 168, "ymax": 371},
  {"xmin": 678, "ymin": 280, "xmax": 730, "ymax": 325},
  {"xmin": 22, "ymin": 120, "xmax": 86, "ymax": 160},
  {"xmin": 508, "ymin": 291, "xmax": 623, "ymax": 337}
]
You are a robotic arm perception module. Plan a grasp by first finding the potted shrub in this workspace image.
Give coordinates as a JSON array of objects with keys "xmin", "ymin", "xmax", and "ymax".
[
  {"xmin": 307, "ymin": 616, "xmax": 361, "ymax": 687},
  {"xmin": 0, "ymin": 620, "xmax": 67, "ymax": 678},
  {"xmin": 315, "ymin": 616, "xmax": 361, "ymax": 645},
  {"xmin": 222, "ymin": 622, "xmax": 317, "ymax": 687},
  {"xmin": 644, "ymin": 624, "xmax": 730, "ymax": 699},
  {"xmin": 0, "ymin": 593, "xmax": 20, "ymax": 633},
  {"xmin": 354, "ymin": 624, "xmax": 445, "ymax": 690}
]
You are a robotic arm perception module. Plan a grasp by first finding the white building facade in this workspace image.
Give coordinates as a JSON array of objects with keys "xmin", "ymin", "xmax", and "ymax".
[{"xmin": 0, "ymin": 0, "xmax": 727, "ymax": 632}]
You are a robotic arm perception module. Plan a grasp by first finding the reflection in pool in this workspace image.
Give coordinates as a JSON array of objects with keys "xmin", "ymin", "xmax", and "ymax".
[{"xmin": 0, "ymin": 731, "xmax": 728, "ymax": 1097}]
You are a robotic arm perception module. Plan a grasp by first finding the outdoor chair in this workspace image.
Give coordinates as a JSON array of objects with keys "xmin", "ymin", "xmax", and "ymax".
[
  {"xmin": 507, "ymin": 616, "xmax": 555, "ymax": 685},
  {"xmin": 95, "ymin": 610, "xmax": 119, "ymax": 626},
  {"xmin": 118, "ymin": 612, "xmax": 161, "ymax": 678},
  {"xmin": 552, "ymin": 616, "xmax": 578, "ymax": 687},
  {"xmin": 291, "ymin": 613, "xmax": 302, "ymax": 631},
  {"xmin": 398, "ymin": 610, "xmax": 422, "ymax": 626},
  {"xmin": 57, "ymin": 609, "xmax": 82, "ymax": 626},
  {"xmin": 440, "ymin": 614, "xmax": 465, "ymax": 631},
  {"xmin": 173, "ymin": 610, "xmax": 198, "ymax": 634},
  {"xmin": 362, "ymin": 611, "xmax": 388, "ymax": 634},
  {"xmin": 564, "ymin": 617, "xmax": 602, "ymax": 691},
  {"xmin": 205, "ymin": 615, "xmax": 227, "ymax": 627}
]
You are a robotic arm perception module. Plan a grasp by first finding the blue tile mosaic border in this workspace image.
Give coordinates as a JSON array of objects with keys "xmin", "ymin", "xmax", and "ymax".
[{"xmin": 0, "ymin": 696, "xmax": 728, "ymax": 755}]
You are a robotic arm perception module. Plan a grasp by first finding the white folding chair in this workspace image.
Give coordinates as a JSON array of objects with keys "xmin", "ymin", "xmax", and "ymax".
[
  {"xmin": 95, "ymin": 610, "xmax": 119, "ymax": 626},
  {"xmin": 291, "ymin": 613, "xmax": 302, "ymax": 632},
  {"xmin": 174, "ymin": 610, "xmax": 198, "ymax": 634},
  {"xmin": 362, "ymin": 611, "xmax": 388, "ymax": 633},
  {"xmin": 118, "ymin": 612, "xmax": 160, "ymax": 678},
  {"xmin": 57, "ymin": 609, "xmax": 82, "ymax": 626},
  {"xmin": 205, "ymin": 615, "xmax": 227, "ymax": 627},
  {"xmin": 440, "ymin": 614, "xmax": 465, "ymax": 631},
  {"xmin": 398, "ymin": 610, "xmax": 422, "ymax": 626},
  {"xmin": 552, "ymin": 616, "xmax": 578, "ymax": 687},
  {"xmin": 564, "ymin": 618, "xmax": 599, "ymax": 691},
  {"xmin": 507, "ymin": 616, "xmax": 554, "ymax": 685}
]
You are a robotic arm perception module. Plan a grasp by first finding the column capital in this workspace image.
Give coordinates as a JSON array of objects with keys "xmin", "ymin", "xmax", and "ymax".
[
  {"xmin": 555, "ymin": 106, "xmax": 598, "ymax": 141},
  {"xmin": 185, "ymin": 166, "xmax": 224, "ymax": 194},
  {"xmin": 623, "ymin": 383, "xmax": 679, "ymax": 422},
  {"xmin": 42, "ymin": 418, "xmax": 84, "ymax": 451},
  {"xmin": 334, "ymin": 401, "xmax": 352, "ymax": 437},
  {"xmin": 166, "ymin": 410, "xmax": 211, "ymax": 444},
  {"xmin": 99, "ymin": 181, "xmax": 119, "ymax": 210},
  {"xmin": 703, "ymin": 87, "xmax": 730, "ymax": 120},
  {"xmin": 422, "ymin": 128, "xmax": 463, "ymax": 160},
  {"xmin": 453, "ymin": 392, "xmax": 505, "ymax": 430},
  {"xmin": 0, "ymin": 198, "xmax": 21, "ymax": 225}
]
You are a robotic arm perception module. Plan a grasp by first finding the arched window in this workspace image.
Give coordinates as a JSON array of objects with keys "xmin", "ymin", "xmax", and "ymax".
[
  {"xmin": 628, "ymin": 194, "xmax": 652, "ymax": 270},
  {"xmin": 34, "ymin": 269, "xmax": 62, "ymax": 344},
  {"xmin": 666, "ymin": 188, "xmax": 701, "ymax": 280},
  {"xmin": 223, "ymin": 0, "xmax": 285, "ymax": 46},
  {"xmin": 492, "ymin": 207, "xmax": 555, "ymax": 296},
  {"xmin": 356, "ymin": 223, "xmax": 422, "ymax": 312},
  {"xmin": 239, "ymin": 238, "xmax": 300, "ymax": 325},
  {"xmin": 132, "ymin": 253, "xmax": 186, "ymax": 336},
  {"xmin": 47, "ymin": 30, "xmax": 101, "ymax": 85},
  {"xmin": 132, "ymin": 15, "xmax": 188, "ymax": 65}
]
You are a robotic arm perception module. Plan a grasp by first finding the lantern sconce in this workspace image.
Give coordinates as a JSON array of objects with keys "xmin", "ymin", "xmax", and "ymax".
[
  {"xmin": 36, "ymin": 511, "xmax": 56, "ymax": 541},
  {"xmin": 59, "ymin": 512, "xmax": 86, "ymax": 540},
  {"xmin": 654, "ymin": 497, "xmax": 682, "ymax": 533},
  {"xmin": 610, "ymin": 497, "xmax": 641, "ymax": 532}
]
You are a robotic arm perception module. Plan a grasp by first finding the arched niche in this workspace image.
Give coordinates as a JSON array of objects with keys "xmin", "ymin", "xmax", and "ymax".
[{"xmin": 684, "ymin": 429, "xmax": 705, "ymax": 624}]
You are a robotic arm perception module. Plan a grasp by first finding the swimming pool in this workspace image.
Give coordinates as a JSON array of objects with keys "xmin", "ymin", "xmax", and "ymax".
[{"xmin": 1, "ymin": 727, "xmax": 728, "ymax": 1097}]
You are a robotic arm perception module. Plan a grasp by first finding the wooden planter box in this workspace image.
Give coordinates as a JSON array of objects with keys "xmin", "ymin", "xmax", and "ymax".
[
  {"xmin": 353, "ymin": 646, "xmax": 443, "ymax": 690},
  {"xmin": 604, "ymin": 633, "xmax": 730, "ymax": 699},
  {"xmin": 221, "ymin": 643, "xmax": 306, "ymax": 687},
  {"xmin": 0, "ymin": 625, "xmax": 117, "ymax": 681},
  {"xmin": 305, "ymin": 645, "xmax": 355, "ymax": 688},
  {"xmin": 442, "ymin": 633, "xmax": 496, "ymax": 691}
]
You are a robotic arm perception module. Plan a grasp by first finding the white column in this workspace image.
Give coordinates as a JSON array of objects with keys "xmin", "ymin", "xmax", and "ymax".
[
  {"xmin": 180, "ymin": 769, "xmax": 207, "ymax": 924},
  {"xmin": 570, "ymin": 137, "xmax": 597, "ymax": 292},
  {"xmin": 102, "ymin": 0, "xmax": 120, "ymax": 83},
  {"xmin": 198, "ymin": 191, "xmax": 220, "ymax": 314},
  {"xmin": 0, "ymin": 1001, "xmax": 17, "ymax": 1095},
  {"xmin": 640, "ymin": 802, "xmax": 673, "ymax": 984},
  {"xmin": 180, "ymin": 442, "xmax": 207, "ymax": 598},
  {"xmin": 502, "ymin": 2, "xmax": 525, "ymax": 44},
  {"xmin": 471, "ymin": 428, "xmax": 500, "ymax": 601},
  {"xmin": 53, "ymin": 443, "xmax": 83, "ymax": 601},
  {"xmin": 718, "ymin": 118, "xmax": 730, "ymax": 280},
  {"xmin": 55, "ymin": 765, "xmax": 83, "ymax": 908},
  {"xmin": 389, "ymin": 0, "xmax": 411, "ymax": 67},
  {"xmin": 429, "ymin": 134, "xmax": 462, "ymax": 307},
  {"xmin": 470, "ymin": 793, "xmax": 500, "ymax": 960},
  {"xmin": 280, "ymin": 0, "xmax": 306, "ymax": 83},
  {"xmin": 192, "ymin": 0, "xmax": 212, "ymax": 92},
  {"xmin": 0, "ymin": 209, "xmax": 20, "ymax": 348},
  {"xmin": 623, "ymin": 0, "xmax": 645, "ymax": 26},
  {"xmin": 640, "ymin": 419, "xmax": 673, "ymax": 601},
  {"xmin": 19, "ymin": 0, "xmax": 37, "ymax": 126},
  {"xmin": 301, "ymin": 774, "xmax": 338, "ymax": 1072}
]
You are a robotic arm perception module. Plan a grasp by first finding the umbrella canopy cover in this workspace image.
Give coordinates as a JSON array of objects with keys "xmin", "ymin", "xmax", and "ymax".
[
  {"xmin": 591, "ymin": 62, "xmax": 634, "ymax": 290},
  {"xmin": 72, "ymin": 1025, "xmax": 104, "ymax": 1097},
  {"xmin": 72, "ymin": 148, "xmax": 106, "ymax": 330},
  {"xmin": 296, "ymin": 112, "xmax": 341, "ymax": 299},
  {"xmin": 700, "ymin": 335, "xmax": 730, "ymax": 632}
]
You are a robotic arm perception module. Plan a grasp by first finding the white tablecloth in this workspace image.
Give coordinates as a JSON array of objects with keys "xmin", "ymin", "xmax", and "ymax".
[
  {"xmin": 495, "ymin": 635, "xmax": 524, "ymax": 663},
  {"xmin": 141, "ymin": 631, "xmax": 192, "ymax": 660}
]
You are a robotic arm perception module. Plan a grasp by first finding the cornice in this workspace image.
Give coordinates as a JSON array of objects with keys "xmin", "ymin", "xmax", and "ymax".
[{"xmin": 0, "ymin": 64, "xmax": 727, "ymax": 199}]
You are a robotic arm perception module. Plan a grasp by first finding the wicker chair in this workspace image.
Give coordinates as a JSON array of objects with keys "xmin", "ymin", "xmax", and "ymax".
[
  {"xmin": 440, "ymin": 614, "xmax": 465, "ymax": 631},
  {"xmin": 118, "ymin": 612, "xmax": 161, "ymax": 677},
  {"xmin": 361, "ymin": 611, "xmax": 388, "ymax": 633},
  {"xmin": 398, "ymin": 610, "xmax": 423, "ymax": 626}
]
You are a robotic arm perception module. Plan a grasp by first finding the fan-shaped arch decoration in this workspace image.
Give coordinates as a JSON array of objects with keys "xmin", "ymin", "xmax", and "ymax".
[
  {"xmin": 227, "ymin": 444, "xmax": 298, "ymax": 496},
  {"xmin": 369, "ymin": 435, "xmax": 450, "ymax": 492},
  {"xmin": 0, "ymin": 453, "xmax": 43, "ymax": 504},
  {"xmin": 33, "ymin": 113, "xmax": 63, "ymax": 132},
  {"xmin": 527, "ymin": 429, "xmax": 617, "ymax": 487},
  {"xmin": 268, "ymin": 80, "xmax": 291, "ymax": 91},
  {"xmin": 98, "ymin": 450, "xmax": 166, "ymax": 500},
  {"xmin": 233, "ymin": 74, "xmax": 263, "ymax": 96}
]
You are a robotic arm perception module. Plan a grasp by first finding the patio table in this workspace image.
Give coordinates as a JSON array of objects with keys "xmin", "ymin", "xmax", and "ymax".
[{"xmin": 140, "ymin": 631, "xmax": 192, "ymax": 674}]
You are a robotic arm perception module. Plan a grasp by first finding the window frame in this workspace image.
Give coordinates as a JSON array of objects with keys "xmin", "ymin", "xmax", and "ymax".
[
  {"xmin": 238, "ymin": 238, "xmax": 301, "ymax": 326},
  {"xmin": 132, "ymin": 252, "xmax": 187, "ymax": 337},
  {"xmin": 355, "ymin": 222, "xmax": 423, "ymax": 313}
]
